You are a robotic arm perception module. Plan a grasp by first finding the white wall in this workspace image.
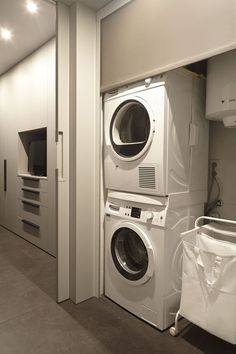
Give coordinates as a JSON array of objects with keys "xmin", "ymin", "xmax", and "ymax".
[
  {"xmin": 209, "ymin": 122, "xmax": 236, "ymax": 220},
  {"xmin": 101, "ymin": 0, "xmax": 236, "ymax": 91}
]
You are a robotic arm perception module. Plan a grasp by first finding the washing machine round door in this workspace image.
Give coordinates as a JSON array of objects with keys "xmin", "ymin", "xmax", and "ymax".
[
  {"xmin": 111, "ymin": 222, "xmax": 154, "ymax": 286},
  {"xmin": 110, "ymin": 99, "xmax": 154, "ymax": 161}
]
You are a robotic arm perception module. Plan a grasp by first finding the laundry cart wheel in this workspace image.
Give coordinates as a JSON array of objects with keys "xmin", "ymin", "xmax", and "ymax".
[
  {"xmin": 169, "ymin": 327, "xmax": 177, "ymax": 337},
  {"xmin": 169, "ymin": 310, "xmax": 181, "ymax": 336}
]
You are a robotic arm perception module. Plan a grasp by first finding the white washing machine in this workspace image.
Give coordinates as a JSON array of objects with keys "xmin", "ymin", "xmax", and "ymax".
[
  {"xmin": 104, "ymin": 68, "xmax": 209, "ymax": 196},
  {"xmin": 104, "ymin": 190, "xmax": 205, "ymax": 330}
]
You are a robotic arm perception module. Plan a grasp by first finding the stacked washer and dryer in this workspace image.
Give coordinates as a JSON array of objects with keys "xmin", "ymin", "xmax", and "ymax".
[{"xmin": 103, "ymin": 69, "xmax": 209, "ymax": 330}]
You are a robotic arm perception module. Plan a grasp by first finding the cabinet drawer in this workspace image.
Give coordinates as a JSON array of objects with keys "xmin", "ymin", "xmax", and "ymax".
[
  {"xmin": 17, "ymin": 199, "xmax": 47, "ymax": 223},
  {"xmin": 17, "ymin": 189, "xmax": 48, "ymax": 206},
  {"xmin": 16, "ymin": 205, "xmax": 49, "ymax": 252},
  {"xmin": 17, "ymin": 176, "xmax": 48, "ymax": 192}
]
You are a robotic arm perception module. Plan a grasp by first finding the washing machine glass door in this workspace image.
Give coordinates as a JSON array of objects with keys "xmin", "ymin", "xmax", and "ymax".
[
  {"xmin": 110, "ymin": 99, "xmax": 153, "ymax": 161},
  {"xmin": 111, "ymin": 224, "xmax": 154, "ymax": 285}
]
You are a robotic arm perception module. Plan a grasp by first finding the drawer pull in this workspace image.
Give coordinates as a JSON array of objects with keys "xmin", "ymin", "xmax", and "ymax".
[
  {"xmin": 4, "ymin": 160, "xmax": 7, "ymax": 191},
  {"xmin": 21, "ymin": 200, "xmax": 40, "ymax": 208},
  {"xmin": 21, "ymin": 176, "xmax": 40, "ymax": 181},
  {"xmin": 22, "ymin": 187, "xmax": 40, "ymax": 194},
  {"xmin": 21, "ymin": 219, "xmax": 40, "ymax": 229}
]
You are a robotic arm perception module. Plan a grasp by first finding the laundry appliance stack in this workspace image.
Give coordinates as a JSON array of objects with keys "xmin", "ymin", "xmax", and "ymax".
[{"xmin": 103, "ymin": 69, "xmax": 209, "ymax": 330}]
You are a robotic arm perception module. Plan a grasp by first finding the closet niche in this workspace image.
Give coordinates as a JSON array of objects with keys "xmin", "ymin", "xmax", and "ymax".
[
  {"xmin": 187, "ymin": 51, "xmax": 236, "ymax": 221},
  {"xmin": 18, "ymin": 127, "xmax": 47, "ymax": 177}
]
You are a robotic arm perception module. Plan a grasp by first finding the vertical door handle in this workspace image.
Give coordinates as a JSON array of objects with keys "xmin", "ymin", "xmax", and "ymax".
[
  {"xmin": 4, "ymin": 160, "xmax": 7, "ymax": 191},
  {"xmin": 57, "ymin": 131, "xmax": 63, "ymax": 179}
]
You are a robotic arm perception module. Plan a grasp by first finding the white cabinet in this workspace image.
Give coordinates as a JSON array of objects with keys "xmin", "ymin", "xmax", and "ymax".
[
  {"xmin": 0, "ymin": 39, "xmax": 56, "ymax": 256},
  {"xmin": 15, "ymin": 176, "xmax": 55, "ymax": 256},
  {"xmin": 0, "ymin": 79, "xmax": 18, "ymax": 232}
]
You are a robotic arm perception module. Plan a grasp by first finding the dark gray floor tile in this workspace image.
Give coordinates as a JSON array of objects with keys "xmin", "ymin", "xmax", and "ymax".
[
  {"xmin": 0, "ymin": 302, "xmax": 113, "ymax": 354},
  {"xmin": 180, "ymin": 323, "xmax": 236, "ymax": 354},
  {"xmin": 61, "ymin": 297, "xmax": 201, "ymax": 354},
  {"xmin": 0, "ymin": 226, "xmax": 56, "ymax": 299},
  {"xmin": 0, "ymin": 225, "xmax": 235, "ymax": 354},
  {"xmin": 0, "ymin": 285, "xmax": 52, "ymax": 324}
]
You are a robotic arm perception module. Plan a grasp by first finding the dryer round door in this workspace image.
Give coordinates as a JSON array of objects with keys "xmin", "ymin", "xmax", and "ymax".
[
  {"xmin": 110, "ymin": 98, "xmax": 155, "ymax": 161},
  {"xmin": 110, "ymin": 222, "xmax": 154, "ymax": 286}
]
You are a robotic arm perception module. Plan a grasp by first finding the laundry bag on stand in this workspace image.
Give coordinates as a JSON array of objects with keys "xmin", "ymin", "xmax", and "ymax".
[{"xmin": 170, "ymin": 216, "xmax": 236, "ymax": 344}]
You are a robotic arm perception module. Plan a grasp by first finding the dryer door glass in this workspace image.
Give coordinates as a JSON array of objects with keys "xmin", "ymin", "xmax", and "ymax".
[
  {"xmin": 111, "ymin": 227, "xmax": 149, "ymax": 281},
  {"xmin": 110, "ymin": 100, "xmax": 151, "ymax": 158}
]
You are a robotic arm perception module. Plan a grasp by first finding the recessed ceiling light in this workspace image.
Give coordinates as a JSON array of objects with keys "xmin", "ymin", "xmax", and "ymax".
[
  {"xmin": 1, "ymin": 28, "xmax": 12, "ymax": 41},
  {"xmin": 26, "ymin": 1, "xmax": 38, "ymax": 14}
]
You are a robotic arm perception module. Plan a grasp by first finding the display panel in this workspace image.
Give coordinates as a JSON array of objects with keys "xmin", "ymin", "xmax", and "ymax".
[{"xmin": 131, "ymin": 207, "xmax": 141, "ymax": 219}]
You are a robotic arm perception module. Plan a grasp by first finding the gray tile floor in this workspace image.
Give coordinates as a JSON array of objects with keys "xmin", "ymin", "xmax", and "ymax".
[{"xmin": 0, "ymin": 226, "xmax": 235, "ymax": 354}]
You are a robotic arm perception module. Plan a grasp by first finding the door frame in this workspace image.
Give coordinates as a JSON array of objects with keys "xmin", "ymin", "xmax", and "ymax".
[
  {"xmin": 96, "ymin": 0, "xmax": 133, "ymax": 295},
  {"xmin": 56, "ymin": 1, "xmax": 70, "ymax": 302}
]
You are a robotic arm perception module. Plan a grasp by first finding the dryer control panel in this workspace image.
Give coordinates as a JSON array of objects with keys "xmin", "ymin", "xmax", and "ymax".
[{"xmin": 106, "ymin": 201, "xmax": 167, "ymax": 227}]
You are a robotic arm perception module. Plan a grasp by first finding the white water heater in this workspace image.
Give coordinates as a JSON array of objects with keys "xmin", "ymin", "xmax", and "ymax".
[{"xmin": 206, "ymin": 49, "xmax": 236, "ymax": 127}]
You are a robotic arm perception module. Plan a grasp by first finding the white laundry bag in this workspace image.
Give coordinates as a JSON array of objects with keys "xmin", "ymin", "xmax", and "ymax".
[{"xmin": 179, "ymin": 228, "xmax": 236, "ymax": 344}]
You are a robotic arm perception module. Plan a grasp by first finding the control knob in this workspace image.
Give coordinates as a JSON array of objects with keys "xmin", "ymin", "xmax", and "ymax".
[{"xmin": 146, "ymin": 211, "xmax": 154, "ymax": 220}]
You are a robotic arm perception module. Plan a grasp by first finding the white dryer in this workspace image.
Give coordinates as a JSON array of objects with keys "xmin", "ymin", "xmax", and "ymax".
[
  {"xmin": 104, "ymin": 68, "xmax": 209, "ymax": 196},
  {"xmin": 104, "ymin": 190, "xmax": 205, "ymax": 330}
]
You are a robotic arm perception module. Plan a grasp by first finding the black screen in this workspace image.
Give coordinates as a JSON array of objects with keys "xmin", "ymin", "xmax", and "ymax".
[
  {"xmin": 28, "ymin": 140, "xmax": 47, "ymax": 176},
  {"xmin": 131, "ymin": 207, "xmax": 141, "ymax": 218}
]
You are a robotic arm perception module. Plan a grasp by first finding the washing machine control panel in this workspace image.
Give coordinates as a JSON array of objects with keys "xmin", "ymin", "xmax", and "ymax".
[{"xmin": 106, "ymin": 202, "xmax": 167, "ymax": 227}]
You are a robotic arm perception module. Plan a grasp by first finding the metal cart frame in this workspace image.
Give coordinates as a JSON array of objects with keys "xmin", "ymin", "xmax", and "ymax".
[{"xmin": 169, "ymin": 215, "xmax": 236, "ymax": 337}]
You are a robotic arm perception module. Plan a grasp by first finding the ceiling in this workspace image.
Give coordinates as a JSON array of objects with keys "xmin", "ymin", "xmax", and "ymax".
[
  {"xmin": 0, "ymin": 0, "xmax": 56, "ymax": 75},
  {"xmin": 0, "ymin": 0, "xmax": 112, "ymax": 76},
  {"xmin": 60, "ymin": 0, "xmax": 112, "ymax": 10}
]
